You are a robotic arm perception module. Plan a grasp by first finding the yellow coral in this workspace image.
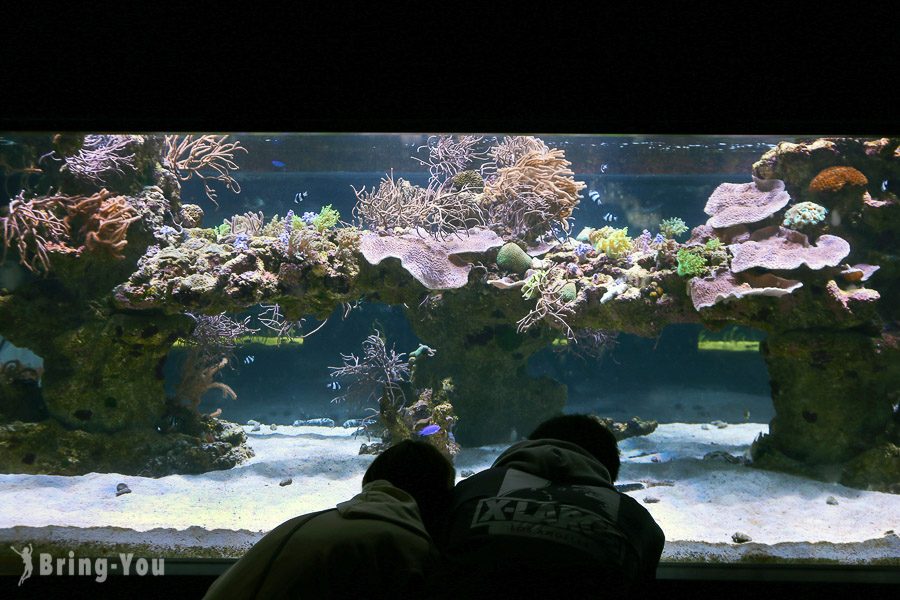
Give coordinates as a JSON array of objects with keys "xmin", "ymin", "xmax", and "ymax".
[{"xmin": 588, "ymin": 226, "xmax": 632, "ymax": 259}]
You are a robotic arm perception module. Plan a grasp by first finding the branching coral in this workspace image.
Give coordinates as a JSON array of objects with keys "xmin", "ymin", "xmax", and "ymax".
[
  {"xmin": 312, "ymin": 204, "xmax": 340, "ymax": 232},
  {"xmin": 1, "ymin": 192, "xmax": 69, "ymax": 274},
  {"xmin": 552, "ymin": 328, "xmax": 619, "ymax": 362},
  {"xmin": 68, "ymin": 190, "xmax": 141, "ymax": 259},
  {"xmin": 328, "ymin": 330, "xmax": 411, "ymax": 411},
  {"xmin": 676, "ymin": 248, "xmax": 708, "ymax": 277},
  {"xmin": 175, "ymin": 353, "xmax": 236, "ymax": 413},
  {"xmin": 184, "ymin": 312, "xmax": 258, "ymax": 362},
  {"xmin": 517, "ymin": 265, "xmax": 576, "ymax": 338},
  {"xmin": 659, "ymin": 217, "xmax": 689, "ymax": 239},
  {"xmin": 483, "ymin": 147, "xmax": 586, "ymax": 241},
  {"xmin": 414, "ymin": 135, "xmax": 488, "ymax": 186},
  {"xmin": 484, "ymin": 135, "xmax": 549, "ymax": 176},
  {"xmin": 163, "ymin": 135, "xmax": 247, "ymax": 207},
  {"xmin": 352, "ymin": 169, "xmax": 485, "ymax": 240},
  {"xmin": 1, "ymin": 189, "xmax": 140, "ymax": 273},
  {"xmin": 62, "ymin": 135, "xmax": 137, "ymax": 185}
]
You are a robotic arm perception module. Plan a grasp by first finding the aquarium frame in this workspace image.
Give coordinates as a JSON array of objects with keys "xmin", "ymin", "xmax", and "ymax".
[{"xmin": 110, "ymin": 559, "xmax": 899, "ymax": 584}]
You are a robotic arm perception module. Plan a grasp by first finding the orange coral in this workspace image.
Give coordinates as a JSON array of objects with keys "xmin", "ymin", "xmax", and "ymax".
[
  {"xmin": 484, "ymin": 148, "xmax": 586, "ymax": 239},
  {"xmin": 67, "ymin": 190, "xmax": 141, "ymax": 259},
  {"xmin": 808, "ymin": 166, "xmax": 868, "ymax": 193},
  {"xmin": 0, "ymin": 189, "xmax": 140, "ymax": 274}
]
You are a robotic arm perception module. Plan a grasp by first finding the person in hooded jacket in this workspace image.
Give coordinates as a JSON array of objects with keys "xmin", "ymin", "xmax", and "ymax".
[
  {"xmin": 203, "ymin": 439, "xmax": 455, "ymax": 600},
  {"xmin": 440, "ymin": 414, "xmax": 665, "ymax": 598}
]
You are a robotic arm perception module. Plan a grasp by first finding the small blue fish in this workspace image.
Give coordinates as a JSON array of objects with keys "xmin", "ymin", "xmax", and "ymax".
[
  {"xmin": 272, "ymin": 160, "xmax": 286, "ymax": 168},
  {"xmin": 600, "ymin": 163, "xmax": 609, "ymax": 174},
  {"xmin": 603, "ymin": 212, "xmax": 617, "ymax": 222},
  {"xmin": 588, "ymin": 190, "xmax": 601, "ymax": 205},
  {"xmin": 882, "ymin": 180, "xmax": 889, "ymax": 192},
  {"xmin": 244, "ymin": 355, "xmax": 255, "ymax": 364},
  {"xmin": 326, "ymin": 380, "xmax": 341, "ymax": 390},
  {"xmin": 417, "ymin": 424, "xmax": 441, "ymax": 436},
  {"xmin": 293, "ymin": 191, "xmax": 308, "ymax": 204}
]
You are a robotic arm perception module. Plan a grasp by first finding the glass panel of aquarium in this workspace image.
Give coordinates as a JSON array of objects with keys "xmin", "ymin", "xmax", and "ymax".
[{"xmin": 0, "ymin": 133, "xmax": 897, "ymax": 567}]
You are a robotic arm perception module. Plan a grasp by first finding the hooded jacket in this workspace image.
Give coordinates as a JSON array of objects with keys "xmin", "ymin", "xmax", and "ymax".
[
  {"xmin": 442, "ymin": 439, "xmax": 665, "ymax": 588},
  {"xmin": 203, "ymin": 480, "xmax": 440, "ymax": 600}
]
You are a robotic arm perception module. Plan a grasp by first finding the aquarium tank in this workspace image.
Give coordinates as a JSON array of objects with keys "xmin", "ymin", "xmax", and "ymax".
[{"xmin": 0, "ymin": 133, "xmax": 898, "ymax": 569}]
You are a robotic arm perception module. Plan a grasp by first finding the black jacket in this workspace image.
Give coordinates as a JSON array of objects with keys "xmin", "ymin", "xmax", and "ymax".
[{"xmin": 441, "ymin": 439, "xmax": 665, "ymax": 596}]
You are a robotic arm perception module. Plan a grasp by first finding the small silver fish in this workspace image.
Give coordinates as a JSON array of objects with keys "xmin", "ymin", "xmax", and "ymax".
[
  {"xmin": 244, "ymin": 355, "xmax": 255, "ymax": 364},
  {"xmin": 326, "ymin": 380, "xmax": 341, "ymax": 390},
  {"xmin": 882, "ymin": 180, "xmax": 889, "ymax": 192},
  {"xmin": 600, "ymin": 163, "xmax": 608, "ymax": 174},
  {"xmin": 588, "ymin": 190, "xmax": 601, "ymax": 204},
  {"xmin": 293, "ymin": 191, "xmax": 308, "ymax": 204},
  {"xmin": 603, "ymin": 212, "xmax": 617, "ymax": 222}
]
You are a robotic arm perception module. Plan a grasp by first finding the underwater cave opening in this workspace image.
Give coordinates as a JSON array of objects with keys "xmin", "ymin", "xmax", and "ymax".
[
  {"xmin": 162, "ymin": 301, "xmax": 423, "ymax": 427},
  {"xmin": 527, "ymin": 323, "xmax": 774, "ymax": 426}
]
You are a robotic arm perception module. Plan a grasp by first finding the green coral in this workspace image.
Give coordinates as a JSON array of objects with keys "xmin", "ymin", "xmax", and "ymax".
[
  {"xmin": 451, "ymin": 169, "xmax": 484, "ymax": 192},
  {"xmin": 676, "ymin": 248, "xmax": 707, "ymax": 277},
  {"xmin": 783, "ymin": 201, "xmax": 828, "ymax": 229},
  {"xmin": 521, "ymin": 269, "xmax": 547, "ymax": 300},
  {"xmin": 213, "ymin": 221, "xmax": 231, "ymax": 241},
  {"xmin": 497, "ymin": 242, "xmax": 532, "ymax": 274},
  {"xmin": 705, "ymin": 238, "xmax": 722, "ymax": 251},
  {"xmin": 559, "ymin": 281, "xmax": 577, "ymax": 303},
  {"xmin": 589, "ymin": 226, "xmax": 632, "ymax": 259},
  {"xmin": 312, "ymin": 204, "xmax": 340, "ymax": 232},
  {"xmin": 659, "ymin": 217, "xmax": 689, "ymax": 239}
]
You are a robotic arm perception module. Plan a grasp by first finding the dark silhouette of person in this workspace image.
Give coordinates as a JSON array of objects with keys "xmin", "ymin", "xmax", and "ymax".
[
  {"xmin": 204, "ymin": 439, "xmax": 455, "ymax": 600},
  {"xmin": 440, "ymin": 414, "xmax": 665, "ymax": 598}
]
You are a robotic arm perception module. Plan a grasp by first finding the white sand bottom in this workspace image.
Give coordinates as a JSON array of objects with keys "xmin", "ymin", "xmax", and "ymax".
[{"xmin": 0, "ymin": 423, "xmax": 898, "ymax": 563}]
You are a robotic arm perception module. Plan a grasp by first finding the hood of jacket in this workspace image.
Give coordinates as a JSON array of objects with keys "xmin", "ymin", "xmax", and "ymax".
[
  {"xmin": 336, "ymin": 480, "xmax": 429, "ymax": 537},
  {"xmin": 492, "ymin": 438, "xmax": 613, "ymax": 488}
]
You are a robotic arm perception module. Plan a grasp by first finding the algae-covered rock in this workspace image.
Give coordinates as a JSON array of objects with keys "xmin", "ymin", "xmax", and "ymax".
[
  {"xmin": 0, "ymin": 418, "xmax": 253, "ymax": 477},
  {"xmin": 496, "ymin": 242, "xmax": 532, "ymax": 275},
  {"xmin": 840, "ymin": 443, "xmax": 900, "ymax": 493}
]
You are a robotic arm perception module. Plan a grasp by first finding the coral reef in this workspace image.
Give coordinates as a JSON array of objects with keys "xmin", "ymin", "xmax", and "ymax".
[
  {"xmin": 675, "ymin": 248, "xmax": 707, "ymax": 277},
  {"xmin": 588, "ymin": 226, "xmax": 632, "ymax": 260},
  {"xmin": 808, "ymin": 166, "xmax": 868, "ymax": 194},
  {"xmin": 483, "ymin": 145, "xmax": 586, "ymax": 241},
  {"xmin": 728, "ymin": 227, "xmax": 850, "ymax": 273},
  {"xmin": 659, "ymin": 217, "xmax": 689, "ymax": 239},
  {"xmin": 689, "ymin": 271, "xmax": 803, "ymax": 311},
  {"xmin": 3, "ymin": 133, "xmax": 898, "ymax": 492},
  {"xmin": 496, "ymin": 242, "xmax": 533, "ymax": 274},
  {"xmin": 704, "ymin": 178, "xmax": 791, "ymax": 228},
  {"xmin": 782, "ymin": 201, "xmax": 827, "ymax": 229},
  {"xmin": 358, "ymin": 227, "xmax": 503, "ymax": 290},
  {"xmin": 163, "ymin": 135, "xmax": 247, "ymax": 207}
]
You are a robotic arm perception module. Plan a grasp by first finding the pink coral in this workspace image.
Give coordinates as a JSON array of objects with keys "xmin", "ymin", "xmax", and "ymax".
[
  {"xmin": 704, "ymin": 178, "xmax": 791, "ymax": 228},
  {"xmin": 728, "ymin": 226, "xmax": 850, "ymax": 273},
  {"xmin": 689, "ymin": 270, "xmax": 803, "ymax": 310},
  {"xmin": 826, "ymin": 280, "xmax": 880, "ymax": 314},
  {"xmin": 359, "ymin": 227, "xmax": 504, "ymax": 290}
]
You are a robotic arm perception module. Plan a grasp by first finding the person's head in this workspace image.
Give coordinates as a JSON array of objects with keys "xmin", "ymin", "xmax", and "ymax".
[
  {"xmin": 528, "ymin": 414, "xmax": 621, "ymax": 482},
  {"xmin": 363, "ymin": 439, "xmax": 455, "ymax": 536}
]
